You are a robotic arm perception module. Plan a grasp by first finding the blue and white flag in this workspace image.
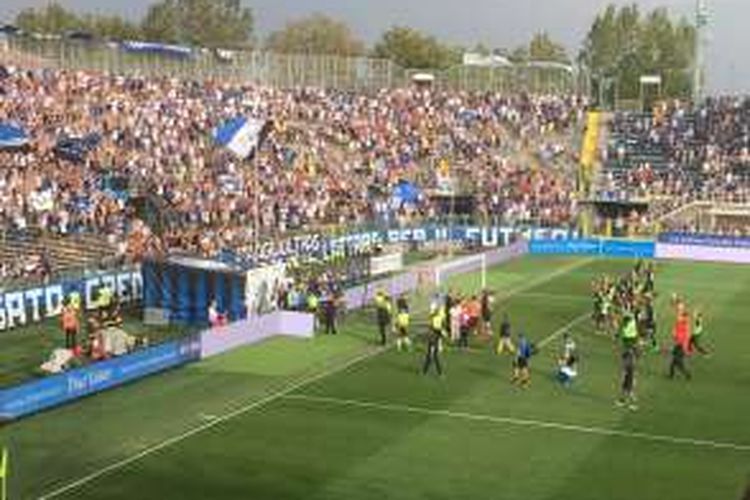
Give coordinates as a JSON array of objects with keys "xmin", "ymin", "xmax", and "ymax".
[
  {"xmin": 214, "ymin": 116, "xmax": 269, "ymax": 160},
  {"xmin": 0, "ymin": 122, "xmax": 29, "ymax": 149}
]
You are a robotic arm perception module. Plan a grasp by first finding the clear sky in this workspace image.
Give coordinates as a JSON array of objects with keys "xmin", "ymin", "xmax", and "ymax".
[{"xmin": 1, "ymin": 0, "xmax": 746, "ymax": 93}]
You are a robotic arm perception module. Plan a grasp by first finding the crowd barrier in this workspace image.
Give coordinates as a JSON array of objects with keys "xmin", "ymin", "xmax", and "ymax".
[
  {"xmin": 200, "ymin": 311, "xmax": 314, "ymax": 359},
  {"xmin": 656, "ymin": 242, "xmax": 750, "ymax": 264},
  {"xmin": 656, "ymin": 233, "xmax": 750, "ymax": 264},
  {"xmin": 529, "ymin": 238, "xmax": 655, "ymax": 258},
  {"xmin": 658, "ymin": 233, "xmax": 750, "ymax": 249}
]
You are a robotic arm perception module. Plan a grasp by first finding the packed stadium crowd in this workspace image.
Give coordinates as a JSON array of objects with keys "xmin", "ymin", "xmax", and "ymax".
[
  {"xmin": 602, "ymin": 97, "xmax": 750, "ymax": 207},
  {"xmin": 0, "ymin": 65, "xmax": 584, "ymax": 275},
  {"xmin": 3, "ymin": 63, "xmax": 750, "ymax": 282}
]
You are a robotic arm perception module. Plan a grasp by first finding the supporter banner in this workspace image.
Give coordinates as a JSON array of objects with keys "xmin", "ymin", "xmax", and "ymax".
[
  {"xmin": 0, "ymin": 336, "xmax": 200, "ymax": 420},
  {"xmin": 530, "ymin": 239, "xmax": 655, "ymax": 258},
  {"xmin": 656, "ymin": 243, "xmax": 750, "ymax": 264},
  {"xmin": 0, "ymin": 267, "xmax": 143, "ymax": 332},
  {"xmin": 200, "ymin": 311, "xmax": 314, "ymax": 359},
  {"xmin": 248, "ymin": 225, "xmax": 577, "ymax": 264},
  {"xmin": 658, "ymin": 233, "xmax": 750, "ymax": 249}
]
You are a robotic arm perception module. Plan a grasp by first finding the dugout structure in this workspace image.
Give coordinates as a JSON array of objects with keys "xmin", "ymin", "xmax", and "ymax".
[{"xmin": 142, "ymin": 257, "xmax": 247, "ymax": 326}]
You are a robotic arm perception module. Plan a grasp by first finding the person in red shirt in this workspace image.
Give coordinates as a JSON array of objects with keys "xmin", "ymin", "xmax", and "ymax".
[{"xmin": 669, "ymin": 297, "xmax": 692, "ymax": 380}]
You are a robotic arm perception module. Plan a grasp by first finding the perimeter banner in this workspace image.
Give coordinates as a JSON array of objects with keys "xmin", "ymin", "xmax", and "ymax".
[
  {"xmin": 0, "ymin": 336, "xmax": 200, "ymax": 420},
  {"xmin": 0, "ymin": 266, "xmax": 142, "ymax": 332}
]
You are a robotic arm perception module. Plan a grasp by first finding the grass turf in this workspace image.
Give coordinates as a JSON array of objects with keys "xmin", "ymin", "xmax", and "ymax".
[{"xmin": 2, "ymin": 256, "xmax": 749, "ymax": 500}]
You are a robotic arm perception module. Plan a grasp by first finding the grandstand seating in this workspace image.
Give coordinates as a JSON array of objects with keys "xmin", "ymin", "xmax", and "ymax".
[{"xmin": 0, "ymin": 229, "xmax": 116, "ymax": 286}]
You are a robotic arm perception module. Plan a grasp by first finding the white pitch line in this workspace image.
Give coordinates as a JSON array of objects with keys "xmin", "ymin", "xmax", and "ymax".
[
  {"xmin": 38, "ymin": 346, "xmax": 387, "ymax": 500},
  {"xmin": 38, "ymin": 257, "xmax": 594, "ymax": 499},
  {"xmin": 493, "ymin": 258, "xmax": 593, "ymax": 303},
  {"xmin": 538, "ymin": 313, "xmax": 591, "ymax": 348},
  {"xmin": 282, "ymin": 394, "xmax": 750, "ymax": 453}
]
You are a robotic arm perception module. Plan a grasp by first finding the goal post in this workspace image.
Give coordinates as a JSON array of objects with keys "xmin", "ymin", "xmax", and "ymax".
[{"xmin": 434, "ymin": 252, "xmax": 488, "ymax": 293}]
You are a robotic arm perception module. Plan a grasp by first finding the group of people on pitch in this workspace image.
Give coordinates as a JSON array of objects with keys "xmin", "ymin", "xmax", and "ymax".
[
  {"xmin": 593, "ymin": 260, "xmax": 710, "ymax": 411},
  {"xmin": 372, "ymin": 288, "xmax": 568, "ymax": 387},
  {"xmin": 370, "ymin": 258, "xmax": 712, "ymax": 405}
]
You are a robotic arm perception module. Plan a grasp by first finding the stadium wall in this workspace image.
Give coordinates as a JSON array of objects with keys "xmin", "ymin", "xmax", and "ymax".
[
  {"xmin": 655, "ymin": 233, "xmax": 750, "ymax": 264},
  {"xmin": 200, "ymin": 311, "xmax": 314, "ymax": 359}
]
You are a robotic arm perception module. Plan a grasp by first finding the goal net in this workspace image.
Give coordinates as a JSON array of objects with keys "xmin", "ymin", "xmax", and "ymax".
[{"xmin": 434, "ymin": 253, "xmax": 487, "ymax": 293}]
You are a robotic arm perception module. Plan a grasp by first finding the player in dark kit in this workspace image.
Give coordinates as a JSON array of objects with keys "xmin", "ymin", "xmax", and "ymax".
[
  {"xmin": 374, "ymin": 289, "xmax": 392, "ymax": 346},
  {"xmin": 617, "ymin": 346, "xmax": 638, "ymax": 410},
  {"xmin": 690, "ymin": 310, "xmax": 709, "ymax": 355},
  {"xmin": 480, "ymin": 290, "xmax": 493, "ymax": 338},
  {"xmin": 511, "ymin": 333, "xmax": 534, "ymax": 387},
  {"xmin": 423, "ymin": 306, "xmax": 446, "ymax": 376},
  {"xmin": 639, "ymin": 295, "xmax": 658, "ymax": 351},
  {"xmin": 496, "ymin": 313, "xmax": 514, "ymax": 355},
  {"xmin": 321, "ymin": 291, "xmax": 338, "ymax": 335}
]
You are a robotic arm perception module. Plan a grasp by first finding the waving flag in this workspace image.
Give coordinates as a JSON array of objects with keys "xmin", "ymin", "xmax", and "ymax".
[
  {"xmin": 214, "ymin": 117, "xmax": 269, "ymax": 160},
  {"xmin": 391, "ymin": 180, "xmax": 421, "ymax": 207},
  {"xmin": 54, "ymin": 133, "xmax": 101, "ymax": 164},
  {"xmin": 0, "ymin": 122, "xmax": 29, "ymax": 149}
]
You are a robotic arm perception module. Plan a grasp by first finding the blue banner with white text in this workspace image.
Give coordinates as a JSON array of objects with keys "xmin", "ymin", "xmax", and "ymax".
[
  {"xmin": 227, "ymin": 225, "xmax": 579, "ymax": 269},
  {"xmin": 530, "ymin": 239, "xmax": 654, "ymax": 258},
  {"xmin": 0, "ymin": 266, "xmax": 142, "ymax": 332},
  {"xmin": 0, "ymin": 336, "xmax": 200, "ymax": 420}
]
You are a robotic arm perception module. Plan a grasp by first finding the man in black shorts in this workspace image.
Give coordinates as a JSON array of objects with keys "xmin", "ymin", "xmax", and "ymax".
[
  {"xmin": 480, "ymin": 289, "xmax": 493, "ymax": 338},
  {"xmin": 617, "ymin": 346, "xmax": 638, "ymax": 410}
]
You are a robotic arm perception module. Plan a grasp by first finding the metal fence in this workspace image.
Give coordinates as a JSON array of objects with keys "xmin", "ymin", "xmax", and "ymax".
[{"xmin": 3, "ymin": 36, "xmax": 583, "ymax": 94}]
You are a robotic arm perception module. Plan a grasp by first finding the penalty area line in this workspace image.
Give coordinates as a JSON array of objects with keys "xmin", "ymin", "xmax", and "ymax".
[{"xmin": 281, "ymin": 394, "xmax": 750, "ymax": 453}]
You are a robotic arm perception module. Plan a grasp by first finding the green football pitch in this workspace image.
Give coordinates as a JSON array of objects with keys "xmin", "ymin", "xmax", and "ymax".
[{"xmin": 2, "ymin": 256, "xmax": 749, "ymax": 500}]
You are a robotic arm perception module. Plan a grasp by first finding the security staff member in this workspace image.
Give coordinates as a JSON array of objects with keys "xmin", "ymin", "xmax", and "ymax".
[
  {"xmin": 98, "ymin": 285, "xmax": 114, "ymax": 310},
  {"xmin": 321, "ymin": 291, "xmax": 338, "ymax": 335},
  {"xmin": 621, "ymin": 312, "xmax": 639, "ymax": 349},
  {"xmin": 395, "ymin": 295, "xmax": 411, "ymax": 351},
  {"xmin": 423, "ymin": 306, "xmax": 445, "ymax": 376},
  {"xmin": 307, "ymin": 291, "xmax": 320, "ymax": 332},
  {"xmin": 69, "ymin": 290, "xmax": 82, "ymax": 312},
  {"xmin": 374, "ymin": 290, "xmax": 392, "ymax": 346}
]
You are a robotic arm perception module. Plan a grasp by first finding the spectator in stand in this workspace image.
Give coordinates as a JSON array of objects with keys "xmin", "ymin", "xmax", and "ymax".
[
  {"xmin": 1, "ymin": 65, "xmax": 588, "ymax": 276},
  {"xmin": 601, "ymin": 98, "xmax": 750, "ymax": 225}
]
